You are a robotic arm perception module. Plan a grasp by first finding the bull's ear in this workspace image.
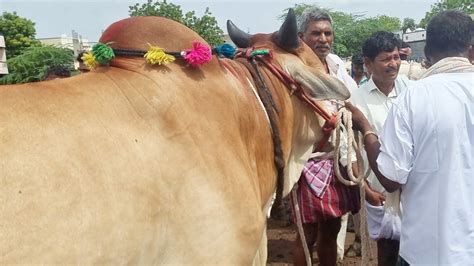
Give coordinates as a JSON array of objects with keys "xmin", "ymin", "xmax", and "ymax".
[
  {"xmin": 275, "ymin": 8, "xmax": 300, "ymax": 50},
  {"xmin": 227, "ymin": 20, "xmax": 251, "ymax": 48}
]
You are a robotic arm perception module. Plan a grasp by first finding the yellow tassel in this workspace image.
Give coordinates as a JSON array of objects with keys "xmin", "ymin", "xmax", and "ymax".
[
  {"xmin": 144, "ymin": 45, "xmax": 175, "ymax": 65},
  {"xmin": 82, "ymin": 52, "xmax": 98, "ymax": 70}
]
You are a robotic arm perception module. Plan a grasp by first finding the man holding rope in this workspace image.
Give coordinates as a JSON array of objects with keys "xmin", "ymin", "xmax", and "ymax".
[
  {"xmin": 346, "ymin": 10, "xmax": 473, "ymax": 265},
  {"xmin": 351, "ymin": 31, "xmax": 411, "ymax": 266},
  {"xmin": 290, "ymin": 6, "xmax": 359, "ymax": 266}
]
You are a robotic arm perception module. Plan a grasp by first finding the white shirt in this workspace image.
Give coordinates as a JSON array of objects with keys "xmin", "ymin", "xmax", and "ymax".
[
  {"xmin": 312, "ymin": 53, "xmax": 357, "ymax": 166},
  {"xmin": 377, "ymin": 72, "xmax": 474, "ymax": 265},
  {"xmin": 327, "ymin": 53, "xmax": 358, "ymax": 92},
  {"xmin": 352, "ymin": 75, "xmax": 411, "ymax": 193},
  {"xmin": 351, "ymin": 75, "xmax": 410, "ymax": 241}
]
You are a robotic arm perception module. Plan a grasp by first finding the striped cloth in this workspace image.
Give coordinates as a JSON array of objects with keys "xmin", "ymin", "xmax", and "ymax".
[
  {"xmin": 290, "ymin": 158, "xmax": 360, "ymax": 223},
  {"xmin": 302, "ymin": 158, "xmax": 333, "ymax": 198}
]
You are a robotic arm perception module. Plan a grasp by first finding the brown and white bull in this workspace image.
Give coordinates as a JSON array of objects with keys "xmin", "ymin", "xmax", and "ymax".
[{"xmin": 0, "ymin": 10, "xmax": 349, "ymax": 265}]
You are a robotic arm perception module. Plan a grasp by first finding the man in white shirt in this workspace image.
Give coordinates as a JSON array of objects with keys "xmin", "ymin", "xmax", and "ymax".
[
  {"xmin": 351, "ymin": 31, "xmax": 410, "ymax": 266},
  {"xmin": 347, "ymin": 10, "xmax": 474, "ymax": 265},
  {"xmin": 290, "ymin": 6, "xmax": 359, "ymax": 266}
]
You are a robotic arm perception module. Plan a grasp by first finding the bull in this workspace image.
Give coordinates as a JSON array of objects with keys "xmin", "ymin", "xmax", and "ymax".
[{"xmin": 0, "ymin": 10, "xmax": 349, "ymax": 265}]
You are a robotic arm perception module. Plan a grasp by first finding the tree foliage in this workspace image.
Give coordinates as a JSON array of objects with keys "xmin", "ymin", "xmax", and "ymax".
[
  {"xmin": 282, "ymin": 4, "xmax": 401, "ymax": 58},
  {"xmin": 129, "ymin": 0, "xmax": 224, "ymax": 46},
  {"xmin": 0, "ymin": 12, "xmax": 41, "ymax": 59},
  {"xmin": 0, "ymin": 46, "xmax": 74, "ymax": 85},
  {"xmin": 402, "ymin": 18, "xmax": 416, "ymax": 32},
  {"xmin": 419, "ymin": 0, "xmax": 473, "ymax": 28}
]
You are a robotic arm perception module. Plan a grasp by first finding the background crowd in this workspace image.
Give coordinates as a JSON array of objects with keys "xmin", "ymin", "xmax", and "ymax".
[{"xmin": 289, "ymin": 7, "xmax": 473, "ymax": 266}]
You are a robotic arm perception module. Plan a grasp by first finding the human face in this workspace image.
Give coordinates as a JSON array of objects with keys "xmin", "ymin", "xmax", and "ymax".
[
  {"xmin": 299, "ymin": 20, "xmax": 333, "ymax": 61},
  {"xmin": 352, "ymin": 64, "xmax": 364, "ymax": 78},
  {"xmin": 365, "ymin": 48, "xmax": 401, "ymax": 83}
]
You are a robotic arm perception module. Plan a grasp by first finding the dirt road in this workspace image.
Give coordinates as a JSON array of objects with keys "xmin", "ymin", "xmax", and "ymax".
[{"xmin": 266, "ymin": 218, "xmax": 376, "ymax": 265}]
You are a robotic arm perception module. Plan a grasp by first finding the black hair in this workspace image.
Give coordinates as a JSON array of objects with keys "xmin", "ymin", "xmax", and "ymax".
[
  {"xmin": 351, "ymin": 53, "xmax": 364, "ymax": 66},
  {"xmin": 362, "ymin": 31, "xmax": 400, "ymax": 61},
  {"xmin": 424, "ymin": 10, "xmax": 473, "ymax": 60}
]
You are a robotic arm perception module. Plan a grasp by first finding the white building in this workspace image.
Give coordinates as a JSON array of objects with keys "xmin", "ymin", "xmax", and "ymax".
[
  {"xmin": 38, "ymin": 30, "xmax": 94, "ymax": 70},
  {"xmin": 403, "ymin": 28, "xmax": 426, "ymax": 42},
  {"xmin": 402, "ymin": 28, "xmax": 427, "ymax": 61},
  {"xmin": 38, "ymin": 30, "xmax": 92, "ymax": 57},
  {"xmin": 0, "ymin": 33, "xmax": 8, "ymax": 75}
]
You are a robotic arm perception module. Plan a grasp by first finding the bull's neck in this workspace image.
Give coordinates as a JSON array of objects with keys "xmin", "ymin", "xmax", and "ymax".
[
  {"xmin": 245, "ymin": 59, "xmax": 290, "ymax": 143},
  {"xmin": 237, "ymin": 57, "xmax": 292, "ymax": 205}
]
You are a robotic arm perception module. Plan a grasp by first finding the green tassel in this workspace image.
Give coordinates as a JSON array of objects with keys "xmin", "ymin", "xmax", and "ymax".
[
  {"xmin": 92, "ymin": 43, "xmax": 115, "ymax": 65},
  {"xmin": 251, "ymin": 49, "xmax": 271, "ymax": 57}
]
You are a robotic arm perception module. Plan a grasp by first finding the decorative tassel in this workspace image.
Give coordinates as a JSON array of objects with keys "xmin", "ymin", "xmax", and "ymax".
[
  {"xmin": 144, "ymin": 45, "xmax": 176, "ymax": 65},
  {"xmin": 251, "ymin": 49, "xmax": 272, "ymax": 58},
  {"xmin": 92, "ymin": 43, "xmax": 115, "ymax": 65},
  {"xmin": 183, "ymin": 41, "xmax": 212, "ymax": 66},
  {"xmin": 213, "ymin": 43, "xmax": 236, "ymax": 58},
  {"xmin": 82, "ymin": 51, "xmax": 98, "ymax": 70}
]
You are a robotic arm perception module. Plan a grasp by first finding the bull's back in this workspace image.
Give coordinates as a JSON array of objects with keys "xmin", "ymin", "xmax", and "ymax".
[{"xmin": 0, "ymin": 64, "xmax": 273, "ymax": 264}]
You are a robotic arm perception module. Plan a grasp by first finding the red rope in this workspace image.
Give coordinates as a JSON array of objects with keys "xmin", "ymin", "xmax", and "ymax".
[{"xmin": 235, "ymin": 48, "xmax": 337, "ymax": 150}]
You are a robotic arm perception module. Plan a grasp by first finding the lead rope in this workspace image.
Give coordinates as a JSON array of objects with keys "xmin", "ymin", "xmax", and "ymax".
[
  {"xmin": 293, "ymin": 107, "xmax": 371, "ymax": 266},
  {"xmin": 332, "ymin": 107, "xmax": 373, "ymax": 265},
  {"xmin": 292, "ymin": 186, "xmax": 312, "ymax": 266},
  {"xmin": 333, "ymin": 107, "xmax": 371, "ymax": 186}
]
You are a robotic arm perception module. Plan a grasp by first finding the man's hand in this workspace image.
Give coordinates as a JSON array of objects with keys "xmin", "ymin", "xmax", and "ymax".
[
  {"xmin": 345, "ymin": 101, "xmax": 372, "ymax": 133},
  {"xmin": 365, "ymin": 187, "xmax": 386, "ymax": 206},
  {"xmin": 345, "ymin": 102, "xmax": 402, "ymax": 193}
]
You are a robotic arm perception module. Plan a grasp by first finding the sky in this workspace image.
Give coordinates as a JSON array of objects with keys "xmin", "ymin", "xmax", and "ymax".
[{"xmin": 1, "ymin": 0, "xmax": 438, "ymax": 43}]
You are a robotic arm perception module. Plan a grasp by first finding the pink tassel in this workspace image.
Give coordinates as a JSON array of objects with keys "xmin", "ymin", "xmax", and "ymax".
[{"xmin": 183, "ymin": 41, "xmax": 212, "ymax": 66}]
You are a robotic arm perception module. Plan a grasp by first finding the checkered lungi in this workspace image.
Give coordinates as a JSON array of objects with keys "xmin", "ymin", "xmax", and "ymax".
[{"xmin": 290, "ymin": 158, "xmax": 360, "ymax": 223}]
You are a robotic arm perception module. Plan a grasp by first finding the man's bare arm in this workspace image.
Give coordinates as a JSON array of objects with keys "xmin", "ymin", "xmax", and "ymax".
[{"xmin": 346, "ymin": 102, "xmax": 401, "ymax": 192}]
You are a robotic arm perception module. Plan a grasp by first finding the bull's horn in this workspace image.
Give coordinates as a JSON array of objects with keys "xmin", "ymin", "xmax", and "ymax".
[
  {"xmin": 275, "ymin": 9, "xmax": 299, "ymax": 50},
  {"xmin": 227, "ymin": 20, "xmax": 251, "ymax": 48}
]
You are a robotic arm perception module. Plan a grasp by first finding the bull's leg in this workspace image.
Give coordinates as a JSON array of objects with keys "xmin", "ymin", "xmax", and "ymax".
[
  {"xmin": 251, "ymin": 194, "xmax": 278, "ymax": 265},
  {"xmin": 252, "ymin": 225, "xmax": 268, "ymax": 266}
]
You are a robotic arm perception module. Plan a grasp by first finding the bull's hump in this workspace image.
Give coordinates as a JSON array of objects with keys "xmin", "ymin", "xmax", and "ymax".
[{"xmin": 99, "ymin": 16, "xmax": 207, "ymax": 52}]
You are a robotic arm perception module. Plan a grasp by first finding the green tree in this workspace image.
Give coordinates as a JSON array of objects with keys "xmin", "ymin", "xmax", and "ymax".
[
  {"xmin": 342, "ymin": 15, "xmax": 400, "ymax": 57},
  {"xmin": 0, "ymin": 46, "xmax": 74, "ymax": 85},
  {"xmin": 330, "ymin": 11, "xmax": 363, "ymax": 57},
  {"xmin": 0, "ymin": 12, "xmax": 41, "ymax": 59},
  {"xmin": 129, "ymin": 0, "xmax": 224, "ymax": 46},
  {"xmin": 402, "ymin": 18, "xmax": 416, "ymax": 32},
  {"xmin": 419, "ymin": 0, "xmax": 473, "ymax": 28}
]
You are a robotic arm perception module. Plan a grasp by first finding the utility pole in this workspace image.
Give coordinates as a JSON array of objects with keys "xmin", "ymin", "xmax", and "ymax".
[{"xmin": 0, "ymin": 33, "xmax": 8, "ymax": 75}]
